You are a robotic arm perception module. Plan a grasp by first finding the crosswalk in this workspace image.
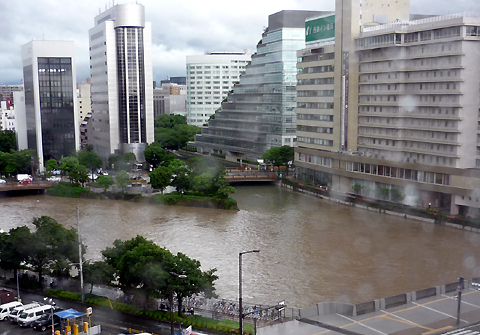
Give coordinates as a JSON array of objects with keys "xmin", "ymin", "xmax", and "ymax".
[{"xmin": 442, "ymin": 329, "xmax": 480, "ymax": 335}]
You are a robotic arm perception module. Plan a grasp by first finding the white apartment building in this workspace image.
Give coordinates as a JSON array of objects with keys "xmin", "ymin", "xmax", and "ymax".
[
  {"xmin": 0, "ymin": 101, "xmax": 15, "ymax": 132},
  {"xmin": 296, "ymin": 0, "xmax": 480, "ymax": 216},
  {"xmin": 88, "ymin": 3, "xmax": 154, "ymax": 163},
  {"xmin": 186, "ymin": 51, "xmax": 251, "ymax": 126}
]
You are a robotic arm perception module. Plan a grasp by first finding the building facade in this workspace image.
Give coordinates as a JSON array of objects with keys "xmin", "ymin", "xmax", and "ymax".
[
  {"xmin": 88, "ymin": 3, "xmax": 154, "ymax": 163},
  {"xmin": 153, "ymin": 83, "xmax": 187, "ymax": 118},
  {"xmin": 296, "ymin": 0, "xmax": 480, "ymax": 216},
  {"xmin": 20, "ymin": 40, "xmax": 79, "ymax": 172},
  {"xmin": 194, "ymin": 10, "xmax": 329, "ymax": 161},
  {"xmin": 186, "ymin": 52, "xmax": 251, "ymax": 127}
]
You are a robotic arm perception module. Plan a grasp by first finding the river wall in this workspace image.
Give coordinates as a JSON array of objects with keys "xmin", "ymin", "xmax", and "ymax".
[
  {"xmin": 293, "ymin": 277, "xmax": 479, "ymax": 319},
  {"xmin": 282, "ymin": 183, "xmax": 480, "ymax": 234}
]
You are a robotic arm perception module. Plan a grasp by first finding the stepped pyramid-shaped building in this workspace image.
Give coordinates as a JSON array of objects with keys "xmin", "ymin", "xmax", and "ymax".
[{"xmin": 193, "ymin": 10, "xmax": 330, "ymax": 161}]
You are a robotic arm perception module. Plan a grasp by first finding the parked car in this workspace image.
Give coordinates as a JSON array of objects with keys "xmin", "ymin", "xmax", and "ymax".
[
  {"xmin": 32, "ymin": 311, "xmax": 62, "ymax": 331},
  {"xmin": 9, "ymin": 302, "xmax": 40, "ymax": 323},
  {"xmin": 0, "ymin": 301, "xmax": 22, "ymax": 321},
  {"xmin": 0, "ymin": 179, "xmax": 6, "ymax": 184},
  {"xmin": 46, "ymin": 176, "xmax": 61, "ymax": 182},
  {"xmin": 17, "ymin": 304, "xmax": 54, "ymax": 327},
  {"xmin": 88, "ymin": 173, "xmax": 98, "ymax": 180}
]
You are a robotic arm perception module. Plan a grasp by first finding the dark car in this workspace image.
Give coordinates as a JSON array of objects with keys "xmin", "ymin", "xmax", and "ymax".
[{"xmin": 32, "ymin": 312, "xmax": 62, "ymax": 332}]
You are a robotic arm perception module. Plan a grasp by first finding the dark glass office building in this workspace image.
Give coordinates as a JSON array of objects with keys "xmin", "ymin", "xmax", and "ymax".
[{"xmin": 21, "ymin": 41, "xmax": 79, "ymax": 171}]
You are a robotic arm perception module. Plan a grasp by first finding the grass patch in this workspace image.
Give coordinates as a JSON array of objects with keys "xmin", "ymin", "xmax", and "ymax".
[{"xmin": 47, "ymin": 181, "xmax": 101, "ymax": 199}]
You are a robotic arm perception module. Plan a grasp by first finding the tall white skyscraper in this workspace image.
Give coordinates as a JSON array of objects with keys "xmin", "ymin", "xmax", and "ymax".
[
  {"xmin": 88, "ymin": 3, "xmax": 154, "ymax": 162},
  {"xmin": 20, "ymin": 40, "xmax": 80, "ymax": 172}
]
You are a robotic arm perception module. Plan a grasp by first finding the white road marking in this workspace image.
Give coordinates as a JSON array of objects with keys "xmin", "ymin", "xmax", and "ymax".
[{"xmin": 336, "ymin": 313, "xmax": 388, "ymax": 335}]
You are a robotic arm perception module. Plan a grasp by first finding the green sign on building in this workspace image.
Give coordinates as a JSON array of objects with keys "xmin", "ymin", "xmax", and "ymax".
[{"xmin": 305, "ymin": 14, "xmax": 335, "ymax": 43}]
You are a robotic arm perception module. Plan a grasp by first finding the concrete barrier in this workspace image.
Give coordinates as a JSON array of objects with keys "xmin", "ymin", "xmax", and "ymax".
[
  {"xmin": 299, "ymin": 304, "xmax": 319, "ymax": 319},
  {"xmin": 355, "ymin": 300, "xmax": 376, "ymax": 315}
]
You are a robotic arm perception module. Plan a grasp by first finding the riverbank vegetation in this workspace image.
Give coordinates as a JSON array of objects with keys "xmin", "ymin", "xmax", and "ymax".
[{"xmin": 1, "ymin": 224, "xmax": 251, "ymax": 333}]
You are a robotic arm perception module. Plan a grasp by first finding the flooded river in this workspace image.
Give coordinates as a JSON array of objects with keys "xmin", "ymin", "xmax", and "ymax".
[{"xmin": 1, "ymin": 184, "xmax": 480, "ymax": 308}]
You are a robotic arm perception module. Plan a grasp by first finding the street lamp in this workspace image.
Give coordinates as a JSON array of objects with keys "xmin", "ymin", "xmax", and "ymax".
[
  {"xmin": 239, "ymin": 250, "xmax": 260, "ymax": 335},
  {"xmin": 43, "ymin": 297, "xmax": 56, "ymax": 335},
  {"xmin": 169, "ymin": 272, "xmax": 187, "ymax": 335}
]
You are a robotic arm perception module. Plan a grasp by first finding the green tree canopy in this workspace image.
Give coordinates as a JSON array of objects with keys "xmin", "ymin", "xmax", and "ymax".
[
  {"xmin": 101, "ymin": 236, "xmax": 217, "ymax": 313},
  {"xmin": 45, "ymin": 159, "xmax": 58, "ymax": 173},
  {"xmin": 262, "ymin": 145, "xmax": 294, "ymax": 174},
  {"xmin": 83, "ymin": 261, "xmax": 115, "ymax": 294},
  {"xmin": 149, "ymin": 166, "xmax": 172, "ymax": 193},
  {"xmin": 60, "ymin": 156, "xmax": 79, "ymax": 181},
  {"xmin": 115, "ymin": 170, "xmax": 130, "ymax": 192},
  {"xmin": 0, "ymin": 149, "xmax": 34, "ymax": 176},
  {"xmin": 154, "ymin": 114, "xmax": 201, "ymax": 150},
  {"xmin": 97, "ymin": 175, "xmax": 115, "ymax": 192},
  {"xmin": 27, "ymin": 216, "xmax": 82, "ymax": 284},
  {"xmin": 0, "ymin": 226, "xmax": 31, "ymax": 280},
  {"xmin": 108, "ymin": 154, "xmax": 128, "ymax": 171},
  {"xmin": 144, "ymin": 142, "xmax": 167, "ymax": 169},
  {"xmin": 124, "ymin": 152, "xmax": 136, "ymax": 164},
  {"xmin": 0, "ymin": 130, "xmax": 16, "ymax": 152},
  {"xmin": 78, "ymin": 146, "xmax": 103, "ymax": 180},
  {"xmin": 69, "ymin": 164, "xmax": 89, "ymax": 184}
]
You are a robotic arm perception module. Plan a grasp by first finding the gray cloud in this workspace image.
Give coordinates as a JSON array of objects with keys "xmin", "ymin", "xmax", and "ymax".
[{"xmin": 1, "ymin": 0, "xmax": 479, "ymax": 85}]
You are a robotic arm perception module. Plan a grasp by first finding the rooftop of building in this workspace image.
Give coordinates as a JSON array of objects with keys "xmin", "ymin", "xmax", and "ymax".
[{"xmin": 361, "ymin": 11, "xmax": 480, "ymax": 35}]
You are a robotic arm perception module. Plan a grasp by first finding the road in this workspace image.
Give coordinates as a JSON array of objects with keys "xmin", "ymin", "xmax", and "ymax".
[{"xmin": 0, "ymin": 290, "xmax": 209, "ymax": 335}]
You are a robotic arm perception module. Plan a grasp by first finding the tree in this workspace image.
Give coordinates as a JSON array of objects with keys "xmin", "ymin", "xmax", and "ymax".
[
  {"xmin": 0, "ymin": 130, "xmax": 16, "ymax": 153},
  {"xmin": 124, "ymin": 152, "xmax": 136, "ymax": 169},
  {"xmin": 0, "ymin": 149, "xmax": 34, "ymax": 176},
  {"xmin": 144, "ymin": 142, "xmax": 167, "ymax": 169},
  {"xmin": 78, "ymin": 146, "xmax": 103, "ymax": 181},
  {"xmin": 352, "ymin": 183, "xmax": 362, "ymax": 195},
  {"xmin": 45, "ymin": 159, "xmax": 58, "ymax": 174},
  {"xmin": 69, "ymin": 164, "xmax": 89, "ymax": 184},
  {"xmin": 166, "ymin": 252, "xmax": 218, "ymax": 317},
  {"xmin": 115, "ymin": 170, "xmax": 130, "ymax": 192},
  {"xmin": 83, "ymin": 261, "xmax": 115, "ymax": 294},
  {"xmin": 154, "ymin": 114, "xmax": 201, "ymax": 150},
  {"xmin": 101, "ymin": 236, "xmax": 217, "ymax": 313},
  {"xmin": 59, "ymin": 156, "xmax": 79, "ymax": 181},
  {"xmin": 149, "ymin": 166, "xmax": 172, "ymax": 193},
  {"xmin": 262, "ymin": 145, "xmax": 294, "ymax": 175},
  {"xmin": 27, "ymin": 216, "xmax": 81, "ymax": 284},
  {"xmin": 0, "ymin": 226, "xmax": 31, "ymax": 280},
  {"xmin": 97, "ymin": 175, "xmax": 115, "ymax": 192},
  {"xmin": 102, "ymin": 236, "xmax": 174, "ymax": 308},
  {"xmin": 108, "ymin": 154, "xmax": 127, "ymax": 171}
]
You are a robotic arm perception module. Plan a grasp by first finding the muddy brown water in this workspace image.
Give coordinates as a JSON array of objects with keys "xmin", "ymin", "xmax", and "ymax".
[{"xmin": 1, "ymin": 184, "xmax": 479, "ymax": 309}]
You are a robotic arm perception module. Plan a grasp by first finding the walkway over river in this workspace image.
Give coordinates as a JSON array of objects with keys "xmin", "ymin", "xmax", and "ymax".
[{"xmin": 0, "ymin": 184, "xmax": 479, "ymax": 311}]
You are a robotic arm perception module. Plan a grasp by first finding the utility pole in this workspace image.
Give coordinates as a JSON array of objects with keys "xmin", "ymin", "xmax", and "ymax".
[
  {"xmin": 456, "ymin": 276, "xmax": 464, "ymax": 325},
  {"xmin": 77, "ymin": 207, "xmax": 84, "ymax": 303}
]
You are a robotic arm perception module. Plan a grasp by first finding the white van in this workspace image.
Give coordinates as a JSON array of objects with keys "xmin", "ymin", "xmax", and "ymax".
[
  {"xmin": 8, "ymin": 302, "xmax": 40, "ymax": 323},
  {"xmin": 0, "ymin": 301, "xmax": 22, "ymax": 321},
  {"xmin": 17, "ymin": 304, "xmax": 53, "ymax": 327}
]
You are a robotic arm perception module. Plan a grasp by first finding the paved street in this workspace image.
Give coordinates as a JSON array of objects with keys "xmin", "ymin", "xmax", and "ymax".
[{"xmin": 258, "ymin": 286, "xmax": 480, "ymax": 335}]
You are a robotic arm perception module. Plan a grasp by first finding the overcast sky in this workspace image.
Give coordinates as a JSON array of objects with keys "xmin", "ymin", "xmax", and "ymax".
[{"xmin": 1, "ymin": 0, "xmax": 480, "ymax": 86}]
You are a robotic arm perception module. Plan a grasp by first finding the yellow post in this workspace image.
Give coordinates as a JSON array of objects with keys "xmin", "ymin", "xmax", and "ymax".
[
  {"xmin": 65, "ymin": 325, "xmax": 71, "ymax": 335},
  {"xmin": 83, "ymin": 322, "xmax": 88, "ymax": 333},
  {"xmin": 55, "ymin": 331, "xmax": 61, "ymax": 335},
  {"xmin": 73, "ymin": 324, "xmax": 79, "ymax": 335}
]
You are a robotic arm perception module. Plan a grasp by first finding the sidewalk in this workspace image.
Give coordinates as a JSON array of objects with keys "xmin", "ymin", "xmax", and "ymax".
[{"xmin": 257, "ymin": 286, "xmax": 480, "ymax": 335}]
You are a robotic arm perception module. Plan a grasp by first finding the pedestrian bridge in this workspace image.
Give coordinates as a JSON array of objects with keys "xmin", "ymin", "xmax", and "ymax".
[
  {"xmin": 225, "ymin": 172, "xmax": 279, "ymax": 183},
  {"xmin": 0, "ymin": 182, "xmax": 56, "ymax": 194}
]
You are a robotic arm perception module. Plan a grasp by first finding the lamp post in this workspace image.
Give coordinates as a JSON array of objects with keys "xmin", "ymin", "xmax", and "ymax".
[
  {"xmin": 44, "ymin": 297, "xmax": 56, "ymax": 335},
  {"xmin": 76, "ymin": 207, "xmax": 85, "ymax": 303},
  {"xmin": 169, "ymin": 272, "xmax": 187, "ymax": 335},
  {"xmin": 239, "ymin": 250, "xmax": 260, "ymax": 335}
]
